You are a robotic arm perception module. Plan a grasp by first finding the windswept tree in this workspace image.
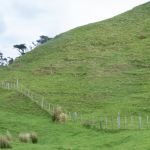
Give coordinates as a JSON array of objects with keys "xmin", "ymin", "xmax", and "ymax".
[
  {"xmin": 32, "ymin": 35, "xmax": 52, "ymax": 47},
  {"xmin": 0, "ymin": 52, "xmax": 9, "ymax": 66},
  {"xmin": 13, "ymin": 44, "xmax": 27, "ymax": 56}
]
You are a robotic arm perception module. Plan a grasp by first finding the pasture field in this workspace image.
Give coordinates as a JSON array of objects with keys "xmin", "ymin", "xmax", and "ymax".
[{"xmin": 0, "ymin": 2, "xmax": 150, "ymax": 149}]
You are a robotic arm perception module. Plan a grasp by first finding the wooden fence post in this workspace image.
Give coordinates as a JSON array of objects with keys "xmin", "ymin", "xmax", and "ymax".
[
  {"xmin": 81, "ymin": 114, "xmax": 82, "ymax": 123},
  {"xmin": 8, "ymin": 83, "xmax": 9, "ymax": 90},
  {"xmin": 100, "ymin": 118, "xmax": 102, "ymax": 130},
  {"xmin": 106, "ymin": 117, "xmax": 107, "ymax": 129},
  {"xmin": 41, "ymin": 97, "xmax": 44, "ymax": 109},
  {"xmin": 14, "ymin": 82, "xmax": 15, "ymax": 89},
  {"xmin": 125, "ymin": 116, "xmax": 126, "ymax": 129},
  {"xmin": 74, "ymin": 112, "xmax": 76, "ymax": 123},
  {"xmin": 112, "ymin": 117, "xmax": 113, "ymax": 129},
  {"xmin": 147, "ymin": 116, "xmax": 148, "ymax": 130},
  {"xmin": 118, "ymin": 117, "xmax": 120, "ymax": 130},
  {"xmin": 93, "ymin": 116, "xmax": 94, "ymax": 126},
  {"xmin": 53, "ymin": 107, "xmax": 54, "ymax": 113},
  {"xmin": 49, "ymin": 104, "xmax": 50, "ymax": 112},
  {"xmin": 139, "ymin": 117, "xmax": 141, "ymax": 130},
  {"xmin": 17, "ymin": 79, "xmax": 18, "ymax": 91},
  {"xmin": 131, "ymin": 116, "xmax": 133, "ymax": 130}
]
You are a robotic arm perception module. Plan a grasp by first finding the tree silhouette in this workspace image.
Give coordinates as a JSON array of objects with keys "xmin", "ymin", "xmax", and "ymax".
[{"xmin": 13, "ymin": 44, "xmax": 27, "ymax": 56}]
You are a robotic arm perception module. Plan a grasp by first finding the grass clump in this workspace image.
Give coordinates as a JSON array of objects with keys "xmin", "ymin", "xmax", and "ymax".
[
  {"xmin": 82, "ymin": 121, "xmax": 91, "ymax": 128},
  {"xmin": 59, "ymin": 113, "xmax": 68, "ymax": 124},
  {"xmin": 139, "ymin": 33, "xmax": 147, "ymax": 39},
  {"xmin": 6, "ymin": 131, "xmax": 13, "ymax": 141},
  {"xmin": 30, "ymin": 132, "xmax": 38, "ymax": 143},
  {"xmin": 52, "ymin": 107, "xmax": 68, "ymax": 123},
  {"xmin": 18, "ymin": 133, "xmax": 30, "ymax": 143},
  {"xmin": 0, "ymin": 136, "xmax": 12, "ymax": 149}
]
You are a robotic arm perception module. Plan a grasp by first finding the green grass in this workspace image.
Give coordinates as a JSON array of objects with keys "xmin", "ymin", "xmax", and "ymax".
[
  {"xmin": 0, "ymin": 1, "xmax": 150, "ymax": 149},
  {"xmin": 1, "ymin": 87, "xmax": 150, "ymax": 150}
]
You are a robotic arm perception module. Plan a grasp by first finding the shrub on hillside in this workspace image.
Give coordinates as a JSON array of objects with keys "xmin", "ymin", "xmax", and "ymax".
[
  {"xmin": 6, "ymin": 130, "xmax": 13, "ymax": 141},
  {"xmin": 140, "ymin": 33, "xmax": 147, "ymax": 39},
  {"xmin": 30, "ymin": 132, "xmax": 38, "ymax": 143},
  {"xmin": 52, "ymin": 107, "xmax": 68, "ymax": 123},
  {"xmin": 0, "ymin": 136, "xmax": 12, "ymax": 149},
  {"xmin": 18, "ymin": 133, "xmax": 30, "ymax": 143}
]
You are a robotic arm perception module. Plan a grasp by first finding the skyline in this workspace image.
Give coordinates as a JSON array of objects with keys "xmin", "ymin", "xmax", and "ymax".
[{"xmin": 0, "ymin": 0, "xmax": 149, "ymax": 59}]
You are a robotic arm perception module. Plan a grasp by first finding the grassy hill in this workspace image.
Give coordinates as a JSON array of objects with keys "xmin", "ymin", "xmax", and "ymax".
[
  {"xmin": 1, "ymin": 1, "xmax": 150, "ymax": 149},
  {"xmin": 1, "ymin": 2, "xmax": 150, "ymax": 117}
]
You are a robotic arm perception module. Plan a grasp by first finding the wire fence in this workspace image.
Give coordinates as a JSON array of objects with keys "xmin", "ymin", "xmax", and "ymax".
[{"xmin": 0, "ymin": 79, "xmax": 149, "ymax": 130}]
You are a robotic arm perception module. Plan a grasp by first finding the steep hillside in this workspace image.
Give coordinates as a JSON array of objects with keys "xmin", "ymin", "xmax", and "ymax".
[{"xmin": 1, "ymin": 1, "xmax": 150, "ymax": 117}]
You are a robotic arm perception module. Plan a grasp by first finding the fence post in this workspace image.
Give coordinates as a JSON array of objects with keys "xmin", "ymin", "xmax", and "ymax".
[
  {"xmin": 17, "ymin": 79, "xmax": 18, "ymax": 91},
  {"xmin": 100, "ymin": 118, "xmax": 102, "ymax": 130},
  {"xmin": 74, "ymin": 112, "xmax": 76, "ymax": 123},
  {"xmin": 81, "ymin": 114, "xmax": 82, "ymax": 123},
  {"xmin": 93, "ymin": 116, "xmax": 94, "ymax": 126},
  {"xmin": 112, "ymin": 117, "xmax": 113, "ymax": 129},
  {"xmin": 41, "ymin": 97, "xmax": 44, "ymax": 109},
  {"xmin": 106, "ymin": 117, "xmax": 107, "ymax": 129},
  {"xmin": 147, "ymin": 116, "xmax": 148, "ymax": 130},
  {"xmin": 118, "ymin": 117, "xmax": 120, "ymax": 130},
  {"xmin": 53, "ymin": 107, "xmax": 54, "ymax": 113},
  {"xmin": 125, "ymin": 116, "xmax": 126, "ymax": 129},
  {"xmin": 131, "ymin": 116, "xmax": 133, "ymax": 130},
  {"xmin": 14, "ymin": 82, "xmax": 15, "ymax": 89},
  {"xmin": 139, "ymin": 117, "xmax": 141, "ymax": 130},
  {"xmin": 8, "ymin": 83, "xmax": 9, "ymax": 90},
  {"xmin": 2, "ymin": 81, "xmax": 3, "ymax": 87},
  {"xmin": 11, "ymin": 83, "xmax": 12, "ymax": 90},
  {"xmin": 49, "ymin": 104, "xmax": 50, "ymax": 112}
]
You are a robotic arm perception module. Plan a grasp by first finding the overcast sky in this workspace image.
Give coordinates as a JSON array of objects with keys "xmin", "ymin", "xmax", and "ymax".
[{"xmin": 0, "ymin": 0, "xmax": 149, "ymax": 59}]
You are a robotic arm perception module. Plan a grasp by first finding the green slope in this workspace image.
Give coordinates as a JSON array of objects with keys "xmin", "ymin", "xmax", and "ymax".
[
  {"xmin": 1, "ymin": 1, "xmax": 150, "ymax": 118},
  {"xmin": 1, "ymin": 88, "xmax": 150, "ymax": 150}
]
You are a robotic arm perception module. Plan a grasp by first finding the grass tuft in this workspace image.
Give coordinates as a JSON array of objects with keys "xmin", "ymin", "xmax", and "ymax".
[
  {"xmin": 6, "ymin": 130, "xmax": 13, "ymax": 141},
  {"xmin": 139, "ymin": 33, "xmax": 147, "ymax": 39},
  {"xmin": 18, "ymin": 133, "xmax": 30, "ymax": 143},
  {"xmin": 58, "ymin": 113, "xmax": 68, "ymax": 124},
  {"xmin": 52, "ymin": 107, "xmax": 62, "ymax": 122},
  {"xmin": 52, "ymin": 107, "xmax": 68, "ymax": 123},
  {"xmin": 30, "ymin": 132, "xmax": 38, "ymax": 143},
  {"xmin": 0, "ymin": 136, "xmax": 12, "ymax": 149},
  {"xmin": 82, "ymin": 121, "xmax": 91, "ymax": 128}
]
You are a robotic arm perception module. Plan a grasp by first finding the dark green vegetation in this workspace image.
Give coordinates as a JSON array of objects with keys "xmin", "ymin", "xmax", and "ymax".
[{"xmin": 1, "ymin": 2, "xmax": 150, "ymax": 149}]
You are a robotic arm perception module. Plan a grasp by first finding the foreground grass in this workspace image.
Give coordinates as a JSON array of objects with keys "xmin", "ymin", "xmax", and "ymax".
[
  {"xmin": 0, "ymin": 1, "xmax": 150, "ymax": 149},
  {"xmin": 0, "ymin": 88, "xmax": 150, "ymax": 150}
]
